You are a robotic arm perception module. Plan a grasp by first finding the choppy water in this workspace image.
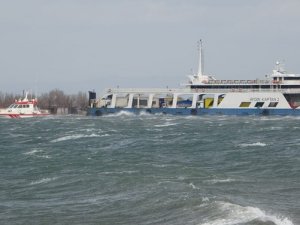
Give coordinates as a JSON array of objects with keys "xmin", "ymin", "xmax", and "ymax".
[{"xmin": 0, "ymin": 113, "xmax": 299, "ymax": 225}]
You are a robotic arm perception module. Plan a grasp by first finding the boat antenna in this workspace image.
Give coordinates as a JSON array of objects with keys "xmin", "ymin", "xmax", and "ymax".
[
  {"xmin": 197, "ymin": 39, "xmax": 204, "ymax": 77},
  {"xmin": 34, "ymin": 75, "xmax": 38, "ymax": 100}
]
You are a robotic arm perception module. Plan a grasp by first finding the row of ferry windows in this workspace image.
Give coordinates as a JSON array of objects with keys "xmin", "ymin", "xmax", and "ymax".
[
  {"xmin": 239, "ymin": 102, "xmax": 278, "ymax": 108},
  {"xmin": 9, "ymin": 104, "xmax": 30, "ymax": 108},
  {"xmin": 274, "ymin": 77, "xmax": 300, "ymax": 80}
]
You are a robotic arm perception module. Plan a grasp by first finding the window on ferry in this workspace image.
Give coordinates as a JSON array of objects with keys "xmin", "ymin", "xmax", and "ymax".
[
  {"xmin": 239, "ymin": 102, "xmax": 251, "ymax": 107},
  {"xmin": 254, "ymin": 102, "xmax": 264, "ymax": 108},
  {"xmin": 284, "ymin": 77, "xmax": 300, "ymax": 80},
  {"xmin": 268, "ymin": 102, "xmax": 278, "ymax": 107}
]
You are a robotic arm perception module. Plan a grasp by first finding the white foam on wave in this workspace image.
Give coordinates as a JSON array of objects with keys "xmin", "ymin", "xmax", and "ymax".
[
  {"xmin": 99, "ymin": 170, "xmax": 138, "ymax": 175},
  {"xmin": 23, "ymin": 149, "xmax": 51, "ymax": 159},
  {"xmin": 104, "ymin": 111, "xmax": 136, "ymax": 117},
  {"xmin": 205, "ymin": 178, "xmax": 235, "ymax": 184},
  {"xmin": 30, "ymin": 177, "xmax": 57, "ymax": 185},
  {"xmin": 239, "ymin": 142, "xmax": 267, "ymax": 147},
  {"xmin": 154, "ymin": 122, "xmax": 178, "ymax": 127},
  {"xmin": 24, "ymin": 149, "xmax": 42, "ymax": 155},
  {"xmin": 200, "ymin": 201, "xmax": 294, "ymax": 225},
  {"xmin": 139, "ymin": 111, "xmax": 154, "ymax": 116},
  {"xmin": 51, "ymin": 133, "xmax": 109, "ymax": 143},
  {"xmin": 151, "ymin": 164, "xmax": 167, "ymax": 168},
  {"xmin": 189, "ymin": 182, "xmax": 201, "ymax": 190}
]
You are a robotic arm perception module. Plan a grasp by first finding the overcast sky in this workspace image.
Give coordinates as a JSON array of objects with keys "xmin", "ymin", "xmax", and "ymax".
[{"xmin": 1, "ymin": 0, "xmax": 300, "ymax": 94}]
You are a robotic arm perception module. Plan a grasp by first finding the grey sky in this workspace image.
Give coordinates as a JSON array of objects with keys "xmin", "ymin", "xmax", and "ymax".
[{"xmin": 1, "ymin": 0, "xmax": 300, "ymax": 94}]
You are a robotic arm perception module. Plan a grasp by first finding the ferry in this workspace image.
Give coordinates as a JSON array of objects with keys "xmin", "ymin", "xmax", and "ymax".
[
  {"xmin": 0, "ymin": 92, "xmax": 50, "ymax": 118},
  {"xmin": 87, "ymin": 41, "xmax": 300, "ymax": 116}
]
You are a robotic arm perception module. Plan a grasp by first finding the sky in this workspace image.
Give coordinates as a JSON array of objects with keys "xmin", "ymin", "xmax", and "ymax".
[{"xmin": 1, "ymin": 0, "xmax": 300, "ymax": 94}]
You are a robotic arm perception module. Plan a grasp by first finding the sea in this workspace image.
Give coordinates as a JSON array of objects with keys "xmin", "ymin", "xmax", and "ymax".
[{"xmin": 0, "ymin": 113, "xmax": 299, "ymax": 225}]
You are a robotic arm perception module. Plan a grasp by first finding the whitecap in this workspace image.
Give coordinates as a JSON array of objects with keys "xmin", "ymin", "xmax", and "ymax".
[
  {"xmin": 189, "ymin": 182, "xmax": 201, "ymax": 190},
  {"xmin": 205, "ymin": 178, "xmax": 235, "ymax": 184},
  {"xmin": 23, "ymin": 149, "xmax": 51, "ymax": 159},
  {"xmin": 30, "ymin": 177, "xmax": 57, "ymax": 185},
  {"xmin": 38, "ymin": 155, "xmax": 51, "ymax": 159},
  {"xmin": 51, "ymin": 133, "xmax": 108, "ymax": 143},
  {"xmin": 239, "ymin": 142, "xmax": 267, "ymax": 147},
  {"xmin": 24, "ymin": 149, "xmax": 42, "ymax": 155},
  {"xmin": 199, "ymin": 201, "xmax": 294, "ymax": 225},
  {"xmin": 151, "ymin": 164, "xmax": 167, "ymax": 168},
  {"xmin": 99, "ymin": 171, "xmax": 138, "ymax": 175},
  {"xmin": 104, "ymin": 111, "xmax": 135, "ymax": 117},
  {"xmin": 154, "ymin": 123, "xmax": 177, "ymax": 127},
  {"xmin": 139, "ymin": 111, "xmax": 153, "ymax": 116},
  {"xmin": 202, "ymin": 197, "xmax": 209, "ymax": 202}
]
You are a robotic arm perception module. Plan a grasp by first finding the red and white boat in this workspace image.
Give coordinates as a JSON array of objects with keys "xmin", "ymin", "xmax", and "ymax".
[{"xmin": 0, "ymin": 92, "xmax": 50, "ymax": 118}]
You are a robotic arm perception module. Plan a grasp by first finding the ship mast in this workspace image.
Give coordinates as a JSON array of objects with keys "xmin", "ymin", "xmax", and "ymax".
[{"xmin": 197, "ymin": 39, "xmax": 204, "ymax": 77}]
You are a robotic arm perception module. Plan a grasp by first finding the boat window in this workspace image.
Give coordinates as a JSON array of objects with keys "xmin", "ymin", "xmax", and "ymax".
[
  {"xmin": 17, "ymin": 105, "xmax": 22, "ymax": 108},
  {"xmin": 254, "ymin": 102, "xmax": 264, "ymax": 108},
  {"xmin": 26, "ymin": 105, "xmax": 30, "ymax": 108},
  {"xmin": 239, "ymin": 102, "xmax": 251, "ymax": 107},
  {"xmin": 284, "ymin": 77, "xmax": 300, "ymax": 80},
  {"xmin": 8, "ymin": 104, "xmax": 14, "ymax": 108},
  {"xmin": 13, "ymin": 105, "xmax": 19, "ymax": 108},
  {"xmin": 268, "ymin": 102, "xmax": 278, "ymax": 107}
]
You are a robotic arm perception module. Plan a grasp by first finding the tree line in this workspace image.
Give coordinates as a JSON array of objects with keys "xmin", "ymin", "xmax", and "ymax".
[{"xmin": 0, "ymin": 89, "xmax": 88, "ymax": 111}]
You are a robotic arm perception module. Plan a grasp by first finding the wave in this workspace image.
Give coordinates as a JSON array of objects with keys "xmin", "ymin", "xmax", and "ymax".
[
  {"xmin": 200, "ymin": 201, "xmax": 294, "ymax": 225},
  {"xmin": 23, "ymin": 149, "xmax": 51, "ymax": 159},
  {"xmin": 239, "ymin": 142, "xmax": 267, "ymax": 147},
  {"xmin": 24, "ymin": 149, "xmax": 42, "ymax": 155},
  {"xmin": 189, "ymin": 182, "xmax": 201, "ymax": 190},
  {"xmin": 205, "ymin": 178, "xmax": 235, "ymax": 184},
  {"xmin": 154, "ymin": 123, "xmax": 178, "ymax": 127},
  {"xmin": 99, "ymin": 171, "xmax": 138, "ymax": 175},
  {"xmin": 51, "ymin": 133, "xmax": 109, "ymax": 143},
  {"xmin": 30, "ymin": 177, "xmax": 57, "ymax": 185},
  {"xmin": 103, "ymin": 111, "xmax": 136, "ymax": 117}
]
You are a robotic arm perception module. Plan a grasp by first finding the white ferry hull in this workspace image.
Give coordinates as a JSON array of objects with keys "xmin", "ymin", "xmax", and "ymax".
[
  {"xmin": 87, "ymin": 107, "xmax": 300, "ymax": 116},
  {"xmin": 87, "ymin": 89, "xmax": 300, "ymax": 116}
]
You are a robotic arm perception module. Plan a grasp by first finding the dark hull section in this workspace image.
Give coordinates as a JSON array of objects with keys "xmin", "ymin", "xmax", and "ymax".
[{"xmin": 87, "ymin": 107, "xmax": 300, "ymax": 116}]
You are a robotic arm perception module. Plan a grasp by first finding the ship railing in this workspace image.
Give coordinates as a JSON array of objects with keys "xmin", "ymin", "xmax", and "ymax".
[
  {"xmin": 105, "ymin": 88, "xmax": 193, "ymax": 94},
  {"xmin": 105, "ymin": 88, "xmax": 300, "ymax": 94},
  {"xmin": 189, "ymin": 88, "xmax": 300, "ymax": 93},
  {"xmin": 207, "ymin": 80, "xmax": 271, "ymax": 84}
]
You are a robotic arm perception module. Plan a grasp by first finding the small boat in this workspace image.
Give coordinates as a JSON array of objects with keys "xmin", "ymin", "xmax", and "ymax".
[{"xmin": 0, "ymin": 92, "xmax": 50, "ymax": 118}]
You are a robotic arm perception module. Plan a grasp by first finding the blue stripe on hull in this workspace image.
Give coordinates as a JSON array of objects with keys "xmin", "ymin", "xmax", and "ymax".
[{"xmin": 87, "ymin": 108, "xmax": 300, "ymax": 116}]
